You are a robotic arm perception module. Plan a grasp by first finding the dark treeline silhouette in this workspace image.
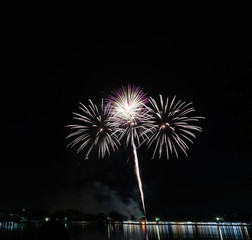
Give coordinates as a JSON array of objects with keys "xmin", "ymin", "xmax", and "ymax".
[{"xmin": 0, "ymin": 207, "xmax": 251, "ymax": 223}]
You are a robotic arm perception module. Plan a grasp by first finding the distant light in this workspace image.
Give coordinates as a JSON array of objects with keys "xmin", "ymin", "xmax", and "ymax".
[
  {"xmin": 216, "ymin": 217, "xmax": 224, "ymax": 221},
  {"xmin": 155, "ymin": 217, "xmax": 160, "ymax": 221},
  {"xmin": 65, "ymin": 217, "xmax": 68, "ymax": 221},
  {"xmin": 23, "ymin": 209, "xmax": 25, "ymax": 212},
  {"xmin": 45, "ymin": 217, "xmax": 50, "ymax": 222}
]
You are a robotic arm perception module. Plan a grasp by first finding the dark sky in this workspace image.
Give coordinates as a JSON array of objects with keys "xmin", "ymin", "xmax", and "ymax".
[{"xmin": 1, "ymin": 29, "xmax": 251, "ymax": 218}]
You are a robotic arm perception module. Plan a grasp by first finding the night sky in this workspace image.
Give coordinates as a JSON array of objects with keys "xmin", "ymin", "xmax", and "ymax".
[{"xmin": 1, "ymin": 30, "xmax": 251, "ymax": 219}]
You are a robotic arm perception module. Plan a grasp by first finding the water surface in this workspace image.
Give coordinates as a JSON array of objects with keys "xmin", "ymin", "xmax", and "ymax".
[{"xmin": 0, "ymin": 221, "xmax": 251, "ymax": 239}]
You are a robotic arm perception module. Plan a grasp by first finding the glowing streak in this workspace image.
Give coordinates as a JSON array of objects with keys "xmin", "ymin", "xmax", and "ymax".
[
  {"xmin": 218, "ymin": 226, "xmax": 223, "ymax": 240},
  {"xmin": 156, "ymin": 225, "xmax": 161, "ymax": 240},
  {"xmin": 132, "ymin": 133, "xmax": 146, "ymax": 216}
]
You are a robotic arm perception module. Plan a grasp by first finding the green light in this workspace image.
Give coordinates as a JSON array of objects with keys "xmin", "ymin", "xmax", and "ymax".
[
  {"xmin": 65, "ymin": 217, "xmax": 68, "ymax": 221},
  {"xmin": 216, "ymin": 217, "xmax": 224, "ymax": 222},
  {"xmin": 45, "ymin": 217, "xmax": 50, "ymax": 222},
  {"xmin": 155, "ymin": 217, "xmax": 160, "ymax": 221}
]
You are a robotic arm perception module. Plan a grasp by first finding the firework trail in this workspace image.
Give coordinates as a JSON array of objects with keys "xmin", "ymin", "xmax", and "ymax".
[
  {"xmin": 66, "ymin": 99, "xmax": 120, "ymax": 159},
  {"xmin": 132, "ymin": 134, "xmax": 147, "ymax": 216},
  {"xmin": 108, "ymin": 84, "xmax": 149, "ymax": 216},
  {"xmin": 143, "ymin": 95, "xmax": 204, "ymax": 159}
]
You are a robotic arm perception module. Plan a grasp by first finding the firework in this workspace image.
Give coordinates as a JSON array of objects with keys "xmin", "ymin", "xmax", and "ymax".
[
  {"xmin": 66, "ymin": 84, "xmax": 205, "ymax": 219},
  {"xmin": 107, "ymin": 84, "xmax": 150, "ymax": 146},
  {"xmin": 144, "ymin": 95, "xmax": 204, "ymax": 159},
  {"xmin": 108, "ymin": 84, "xmax": 149, "ymax": 215},
  {"xmin": 66, "ymin": 99, "xmax": 120, "ymax": 159},
  {"xmin": 108, "ymin": 84, "xmax": 148, "ymax": 123}
]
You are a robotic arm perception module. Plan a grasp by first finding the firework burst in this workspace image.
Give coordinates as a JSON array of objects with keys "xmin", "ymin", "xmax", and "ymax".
[
  {"xmin": 144, "ymin": 95, "xmax": 205, "ymax": 159},
  {"xmin": 66, "ymin": 99, "xmax": 120, "ymax": 159},
  {"xmin": 107, "ymin": 84, "xmax": 150, "ymax": 146}
]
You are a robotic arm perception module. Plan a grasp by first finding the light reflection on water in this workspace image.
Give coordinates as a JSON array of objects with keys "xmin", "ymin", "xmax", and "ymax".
[
  {"xmin": 0, "ymin": 221, "xmax": 251, "ymax": 240},
  {"xmin": 121, "ymin": 222, "xmax": 251, "ymax": 240},
  {"xmin": 0, "ymin": 221, "xmax": 40, "ymax": 239}
]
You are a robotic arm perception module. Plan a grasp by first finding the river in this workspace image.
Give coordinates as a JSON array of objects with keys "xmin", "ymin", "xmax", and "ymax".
[{"xmin": 0, "ymin": 221, "xmax": 251, "ymax": 239}]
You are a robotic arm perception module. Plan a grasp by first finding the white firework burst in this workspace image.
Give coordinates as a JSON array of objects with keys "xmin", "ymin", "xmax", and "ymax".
[
  {"xmin": 144, "ymin": 95, "xmax": 204, "ymax": 159},
  {"xmin": 107, "ymin": 84, "xmax": 150, "ymax": 147},
  {"xmin": 66, "ymin": 99, "xmax": 120, "ymax": 159}
]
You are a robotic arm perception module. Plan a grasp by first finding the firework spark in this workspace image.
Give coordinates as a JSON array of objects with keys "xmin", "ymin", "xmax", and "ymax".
[
  {"xmin": 66, "ymin": 99, "xmax": 120, "ymax": 159},
  {"xmin": 144, "ymin": 95, "xmax": 204, "ymax": 159}
]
